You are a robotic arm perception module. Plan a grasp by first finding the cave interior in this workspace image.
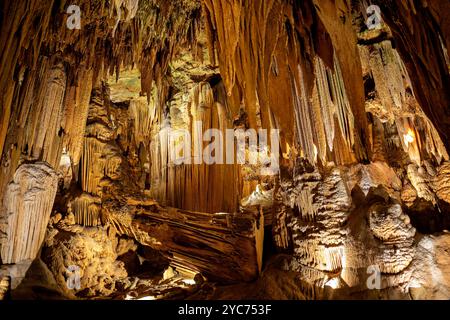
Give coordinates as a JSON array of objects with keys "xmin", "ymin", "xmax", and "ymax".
[{"xmin": 0, "ymin": 0, "xmax": 450, "ymax": 300}]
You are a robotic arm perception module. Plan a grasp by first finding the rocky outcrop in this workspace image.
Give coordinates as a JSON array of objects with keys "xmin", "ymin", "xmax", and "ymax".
[
  {"xmin": 105, "ymin": 199, "xmax": 263, "ymax": 283},
  {"xmin": 43, "ymin": 221, "xmax": 128, "ymax": 298}
]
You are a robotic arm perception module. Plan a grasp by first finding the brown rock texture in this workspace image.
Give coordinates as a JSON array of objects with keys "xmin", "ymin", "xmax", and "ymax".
[{"xmin": 0, "ymin": 0, "xmax": 449, "ymax": 300}]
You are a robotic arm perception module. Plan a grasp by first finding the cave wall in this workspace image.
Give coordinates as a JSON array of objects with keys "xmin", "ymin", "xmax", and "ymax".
[{"xmin": 372, "ymin": 0, "xmax": 450, "ymax": 150}]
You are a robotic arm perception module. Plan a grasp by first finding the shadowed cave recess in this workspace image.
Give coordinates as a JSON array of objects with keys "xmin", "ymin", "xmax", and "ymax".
[{"xmin": 0, "ymin": 0, "xmax": 450, "ymax": 300}]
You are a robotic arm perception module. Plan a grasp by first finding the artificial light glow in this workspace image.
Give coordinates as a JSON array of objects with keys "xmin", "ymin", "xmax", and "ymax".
[
  {"xmin": 282, "ymin": 142, "xmax": 291, "ymax": 159},
  {"xmin": 325, "ymin": 278, "xmax": 340, "ymax": 289},
  {"xmin": 403, "ymin": 129, "xmax": 415, "ymax": 147},
  {"xmin": 125, "ymin": 294, "xmax": 156, "ymax": 300},
  {"xmin": 313, "ymin": 143, "xmax": 318, "ymax": 162},
  {"xmin": 137, "ymin": 296, "xmax": 156, "ymax": 301},
  {"xmin": 182, "ymin": 279, "xmax": 196, "ymax": 285}
]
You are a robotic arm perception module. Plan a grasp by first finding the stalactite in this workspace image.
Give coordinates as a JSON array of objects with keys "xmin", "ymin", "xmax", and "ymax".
[
  {"xmin": 63, "ymin": 68, "xmax": 94, "ymax": 167},
  {"xmin": 190, "ymin": 1, "xmax": 372, "ymax": 167},
  {"xmin": 313, "ymin": 57, "xmax": 335, "ymax": 155},
  {"xmin": 129, "ymin": 98, "xmax": 156, "ymax": 146},
  {"xmin": 69, "ymin": 193, "xmax": 102, "ymax": 227},
  {"xmin": 371, "ymin": 0, "xmax": 450, "ymax": 149},
  {"xmin": 80, "ymin": 136, "xmax": 122, "ymax": 197},
  {"xmin": 290, "ymin": 54, "xmax": 358, "ymax": 166},
  {"xmin": 0, "ymin": 0, "xmax": 203, "ymax": 213},
  {"xmin": 331, "ymin": 56, "xmax": 356, "ymax": 152},
  {"xmin": 312, "ymin": 0, "xmax": 369, "ymax": 151},
  {"xmin": 291, "ymin": 63, "xmax": 317, "ymax": 165},
  {"xmin": 297, "ymin": 189, "xmax": 318, "ymax": 222},
  {"xmin": 360, "ymin": 33, "xmax": 449, "ymax": 166},
  {"xmin": 81, "ymin": 137, "xmax": 107, "ymax": 196},
  {"xmin": 30, "ymin": 62, "xmax": 67, "ymax": 168},
  {"xmin": 202, "ymin": 0, "xmax": 286, "ymax": 130},
  {"xmin": 148, "ymin": 82, "xmax": 241, "ymax": 213},
  {"xmin": 364, "ymin": 41, "xmax": 407, "ymax": 113},
  {"xmin": 137, "ymin": 0, "xmax": 202, "ymax": 103},
  {"xmin": 423, "ymin": 118, "xmax": 449, "ymax": 164},
  {"xmin": 0, "ymin": 56, "xmax": 68, "ymax": 222},
  {"xmin": 0, "ymin": 0, "xmax": 54, "ymax": 159}
]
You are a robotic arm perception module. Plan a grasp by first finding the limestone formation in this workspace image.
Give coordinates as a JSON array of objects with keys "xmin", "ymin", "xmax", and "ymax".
[
  {"xmin": 0, "ymin": 0, "xmax": 450, "ymax": 301},
  {"xmin": 0, "ymin": 163, "xmax": 58, "ymax": 264}
]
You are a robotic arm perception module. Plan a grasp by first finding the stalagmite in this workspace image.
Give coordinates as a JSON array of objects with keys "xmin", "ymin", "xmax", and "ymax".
[
  {"xmin": 284, "ymin": 168, "xmax": 352, "ymax": 273},
  {"xmin": 0, "ymin": 163, "xmax": 58, "ymax": 264}
]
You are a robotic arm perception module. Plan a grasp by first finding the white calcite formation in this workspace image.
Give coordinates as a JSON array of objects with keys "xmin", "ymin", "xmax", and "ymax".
[{"xmin": 0, "ymin": 163, "xmax": 58, "ymax": 264}]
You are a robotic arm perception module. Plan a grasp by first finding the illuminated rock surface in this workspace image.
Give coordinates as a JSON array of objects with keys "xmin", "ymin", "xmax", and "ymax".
[{"xmin": 0, "ymin": 0, "xmax": 449, "ymax": 300}]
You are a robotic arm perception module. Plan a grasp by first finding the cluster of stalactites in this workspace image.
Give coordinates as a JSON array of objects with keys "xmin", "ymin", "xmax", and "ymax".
[
  {"xmin": 129, "ymin": 97, "xmax": 157, "ymax": 146},
  {"xmin": 292, "ymin": 54, "xmax": 359, "ymax": 166},
  {"xmin": 148, "ymin": 82, "xmax": 241, "ymax": 213},
  {"xmin": 200, "ymin": 0, "xmax": 370, "ymax": 169},
  {"xmin": 68, "ymin": 193, "xmax": 102, "ymax": 227},
  {"xmin": 0, "ymin": 0, "xmax": 202, "ymax": 193},
  {"xmin": 138, "ymin": 0, "xmax": 202, "ymax": 105},
  {"xmin": 396, "ymin": 117, "xmax": 449, "ymax": 166},
  {"xmin": 360, "ymin": 37, "xmax": 449, "ymax": 167}
]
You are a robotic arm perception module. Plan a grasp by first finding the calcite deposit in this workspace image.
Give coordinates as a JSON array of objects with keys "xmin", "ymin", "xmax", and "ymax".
[{"xmin": 0, "ymin": 0, "xmax": 450, "ymax": 300}]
